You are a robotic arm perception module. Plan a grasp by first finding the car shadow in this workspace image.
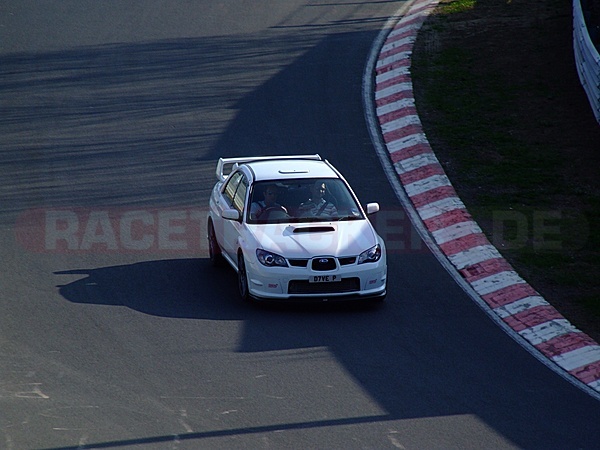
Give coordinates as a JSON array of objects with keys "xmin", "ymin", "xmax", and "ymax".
[
  {"xmin": 55, "ymin": 257, "xmax": 383, "ymax": 320},
  {"xmin": 55, "ymin": 258, "xmax": 244, "ymax": 320}
]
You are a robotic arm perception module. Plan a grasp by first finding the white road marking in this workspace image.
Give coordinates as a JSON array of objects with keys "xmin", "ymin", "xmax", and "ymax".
[
  {"xmin": 417, "ymin": 196, "xmax": 466, "ymax": 220},
  {"xmin": 14, "ymin": 383, "xmax": 49, "ymax": 399},
  {"xmin": 518, "ymin": 319, "xmax": 579, "ymax": 345},
  {"xmin": 377, "ymin": 50, "xmax": 413, "ymax": 69},
  {"xmin": 381, "ymin": 114, "xmax": 420, "ymax": 134},
  {"xmin": 388, "ymin": 22, "xmax": 422, "ymax": 39},
  {"xmin": 380, "ymin": 36, "xmax": 415, "ymax": 54},
  {"xmin": 393, "ymin": 152, "xmax": 438, "ymax": 175},
  {"xmin": 553, "ymin": 345, "xmax": 600, "ymax": 371},
  {"xmin": 388, "ymin": 430, "xmax": 406, "ymax": 449},
  {"xmin": 493, "ymin": 296, "xmax": 549, "ymax": 319},
  {"xmin": 179, "ymin": 409, "xmax": 193, "ymax": 433},
  {"xmin": 377, "ymin": 98, "xmax": 416, "ymax": 117},
  {"xmin": 431, "ymin": 221, "xmax": 482, "ymax": 246},
  {"xmin": 403, "ymin": 174, "xmax": 451, "ymax": 198},
  {"xmin": 375, "ymin": 82, "xmax": 413, "ymax": 101},
  {"xmin": 376, "ymin": 65, "xmax": 410, "ymax": 84},
  {"xmin": 470, "ymin": 271, "xmax": 526, "ymax": 296},
  {"xmin": 386, "ymin": 132, "xmax": 429, "ymax": 154},
  {"xmin": 448, "ymin": 245, "xmax": 503, "ymax": 270}
]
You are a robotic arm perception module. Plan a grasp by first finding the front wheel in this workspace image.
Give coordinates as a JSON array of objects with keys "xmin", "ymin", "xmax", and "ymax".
[{"xmin": 237, "ymin": 252, "xmax": 251, "ymax": 302}]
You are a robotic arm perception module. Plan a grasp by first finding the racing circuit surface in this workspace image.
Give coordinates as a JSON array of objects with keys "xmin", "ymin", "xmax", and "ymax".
[{"xmin": 1, "ymin": 1, "xmax": 600, "ymax": 449}]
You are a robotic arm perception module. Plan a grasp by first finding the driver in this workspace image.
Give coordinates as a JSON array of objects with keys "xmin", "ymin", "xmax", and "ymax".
[{"xmin": 250, "ymin": 184, "xmax": 288, "ymax": 220}]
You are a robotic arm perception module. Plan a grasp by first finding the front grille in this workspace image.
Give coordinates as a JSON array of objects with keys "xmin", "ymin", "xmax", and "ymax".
[
  {"xmin": 288, "ymin": 278, "xmax": 360, "ymax": 294},
  {"xmin": 311, "ymin": 257, "xmax": 336, "ymax": 271},
  {"xmin": 291, "ymin": 257, "xmax": 355, "ymax": 268}
]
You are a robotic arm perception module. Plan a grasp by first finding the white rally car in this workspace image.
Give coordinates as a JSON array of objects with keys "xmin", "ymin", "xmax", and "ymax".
[{"xmin": 207, "ymin": 155, "xmax": 387, "ymax": 302}]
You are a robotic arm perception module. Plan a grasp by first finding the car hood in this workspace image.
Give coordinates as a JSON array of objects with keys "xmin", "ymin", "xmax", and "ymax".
[{"xmin": 246, "ymin": 220, "xmax": 378, "ymax": 258}]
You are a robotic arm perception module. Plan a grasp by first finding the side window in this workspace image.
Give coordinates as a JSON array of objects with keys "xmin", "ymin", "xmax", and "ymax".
[
  {"xmin": 232, "ymin": 176, "xmax": 248, "ymax": 214},
  {"xmin": 222, "ymin": 171, "xmax": 242, "ymax": 206}
]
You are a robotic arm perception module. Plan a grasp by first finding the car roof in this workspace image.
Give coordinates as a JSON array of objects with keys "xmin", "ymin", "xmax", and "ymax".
[{"xmin": 246, "ymin": 159, "xmax": 340, "ymax": 182}]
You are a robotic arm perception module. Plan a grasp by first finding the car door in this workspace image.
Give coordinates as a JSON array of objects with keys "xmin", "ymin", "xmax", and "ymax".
[
  {"xmin": 213, "ymin": 171, "xmax": 242, "ymax": 255},
  {"xmin": 221, "ymin": 172, "xmax": 249, "ymax": 261}
]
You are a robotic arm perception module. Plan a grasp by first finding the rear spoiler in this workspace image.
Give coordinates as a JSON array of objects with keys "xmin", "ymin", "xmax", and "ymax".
[{"xmin": 215, "ymin": 154, "xmax": 322, "ymax": 182}]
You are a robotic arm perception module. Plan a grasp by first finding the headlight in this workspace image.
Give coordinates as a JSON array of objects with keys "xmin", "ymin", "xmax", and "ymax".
[
  {"xmin": 256, "ymin": 249, "xmax": 288, "ymax": 267},
  {"xmin": 358, "ymin": 244, "xmax": 382, "ymax": 264}
]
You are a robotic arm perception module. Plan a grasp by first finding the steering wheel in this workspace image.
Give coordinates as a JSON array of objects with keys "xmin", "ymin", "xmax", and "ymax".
[{"xmin": 258, "ymin": 205, "xmax": 289, "ymax": 220}]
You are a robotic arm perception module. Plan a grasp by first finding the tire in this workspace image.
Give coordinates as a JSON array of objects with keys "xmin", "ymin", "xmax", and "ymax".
[
  {"xmin": 207, "ymin": 221, "xmax": 224, "ymax": 267},
  {"xmin": 237, "ymin": 252, "xmax": 251, "ymax": 302}
]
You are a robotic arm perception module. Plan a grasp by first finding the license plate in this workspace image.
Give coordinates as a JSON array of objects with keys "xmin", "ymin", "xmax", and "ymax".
[{"xmin": 309, "ymin": 275, "xmax": 340, "ymax": 283}]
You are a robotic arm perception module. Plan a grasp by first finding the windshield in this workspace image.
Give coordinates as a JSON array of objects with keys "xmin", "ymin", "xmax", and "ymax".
[{"xmin": 247, "ymin": 178, "xmax": 364, "ymax": 224}]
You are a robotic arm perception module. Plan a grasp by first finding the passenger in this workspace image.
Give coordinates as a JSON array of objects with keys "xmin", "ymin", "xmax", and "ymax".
[{"xmin": 297, "ymin": 181, "xmax": 338, "ymax": 218}]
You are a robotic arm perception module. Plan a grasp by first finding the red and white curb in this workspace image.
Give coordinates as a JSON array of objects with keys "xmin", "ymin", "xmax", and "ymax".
[{"xmin": 369, "ymin": 0, "xmax": 600, "ymax": 396}]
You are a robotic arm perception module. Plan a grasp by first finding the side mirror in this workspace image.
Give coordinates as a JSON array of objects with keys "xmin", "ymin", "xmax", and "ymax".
[
  {"xmin": 221, "ymin": 208, "xmax": 240, "ymax": 221},
  {"xmin": 365, "ymin": 203, "xmax": 380, "ymax": 215}
]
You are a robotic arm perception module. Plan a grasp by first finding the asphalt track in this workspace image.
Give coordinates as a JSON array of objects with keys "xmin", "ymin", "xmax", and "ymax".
[{"xmin": 1, "ymin": 1, "xmax": 600, "ymax": 449}]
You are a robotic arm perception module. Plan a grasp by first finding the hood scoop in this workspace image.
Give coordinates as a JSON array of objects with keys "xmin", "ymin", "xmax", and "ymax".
[{"xmin": 293, "ymin": 226, "xmax": 335, "ymax": 233}]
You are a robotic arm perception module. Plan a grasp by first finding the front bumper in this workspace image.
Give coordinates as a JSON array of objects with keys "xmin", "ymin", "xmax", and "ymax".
[{"xmin": 244, "ymin": 256, "xmax": 387, "ymax": 302}]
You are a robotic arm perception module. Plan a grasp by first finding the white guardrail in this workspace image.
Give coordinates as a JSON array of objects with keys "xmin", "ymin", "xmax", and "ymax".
[{"xmin": 574, "ymin": 0, "xmax": 600, "ymax": 124}]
